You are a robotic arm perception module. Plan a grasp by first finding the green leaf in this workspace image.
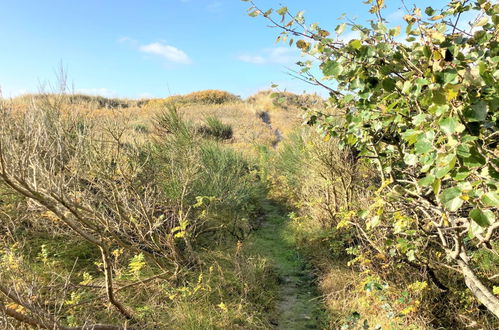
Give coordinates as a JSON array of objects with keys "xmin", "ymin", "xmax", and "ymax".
[
  {"xmin": 276, "ymin": 6, "xmax": 288, "ymax": 15},
  {"xmin": 412, "ymin": 114, "xmax": 427, "ymax": 126},
  {"xmin": 432, "ymin": 178, "xmax": 441, "ymax": 196},
  {"xmin": 263, "ymin": 9, "xmax": 273, "ymax": 17},
  {"xmin": 404, "ymin": 153, "xmax": 418, "ymax": 166},
  {"xmin": 336, "ymin": 23, "xmax": 346, "ymax": 35},
  {"xmin": 382, "ymin": 78, "xmax": 396, "ymax": 92},
  {"xmin": 389, "ymin": 26, "xmax": 401, "ymax": 37},
  {"xmin": 431, "ymin": 89, "xmax": 447, "ymax": 105},
  {"xmin": 350, "ymin": 39, "xmax": 362, "ymax": 50},
  {"xmin": 322, "ymin": 61, "xmax": 342, "ymax": 76},
  {"xmin": 401, "ymin": 129, "xmax": 421, "ymax": 145},
  {"xmin": 457, "ymin": 143, "xmax": 471, "ymax": 158},
  {"xmin": 442, "ymin": 69, "xmax": 458, "ymax": 84},
  {"xmin": 439, "ymin": 187, "xmax": 463, "ymax": 212},
  {"xmin": 475, "ymin": 16, "xmax": 489, "ymax": 27},
  {"xmin": 415, "ymin": 134, "xmax": 432, "ymax": 154},
  {"xmin": 418, "ymin": 175, "xmax": 435, "ymax": 187},
  {"xmin": 428, "ymin": 104, "xmax": 449, "ymax": 116},
  {"xmin": 482, "ymin": 191, "xmax": 499, "ymax": 207},
  {"xmin": 469, "ymin": 209, "xmax": 494, "ymax": 227},
  {"xmin": 435, "ymin": 163, "xmax": 454, "ymax": 179},
  {"xmin": 469, "ymin": 219, "xmax": 485, "ymax": 239},
  {"xmin": 438, "ymin": 117, "xmax": 458, "ymax": 135},
  {"xmin": 452, "ymin": 168, "xmax": 470, "ymax": 181},
  {"xmin": 402, "ymin": 81, "xmax": 412, "ymax": 94},
  {"xmin": 248, "ymin": 10, "xmax": 260, "ymax": 17},
  {"xmin": 464, "ymin": 101, "xmax": 488, "ymax": 122},
  {"xmin": 462, "ymin": 147, "xmax": 486, "ymax": 168}
]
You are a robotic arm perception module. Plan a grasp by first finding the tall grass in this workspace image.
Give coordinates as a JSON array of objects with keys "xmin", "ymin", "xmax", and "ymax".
[
  {"xmin": 198, "ymin": 116, "xmax": 233, "ymax": 140},
  {"xmin": 152, "ymin": 107, "xmax": 265, "ymax": 243}
]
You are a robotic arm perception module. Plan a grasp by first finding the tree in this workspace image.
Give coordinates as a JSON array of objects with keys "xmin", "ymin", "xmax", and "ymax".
[{"xmin": 245, "ymin": 0, "xmax": 499, "ymax": 319}]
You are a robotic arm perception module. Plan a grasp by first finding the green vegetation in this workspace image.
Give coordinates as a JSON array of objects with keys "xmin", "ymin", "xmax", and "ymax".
[
  {"xmin": 147, "ymin": 89, "xmax": 242, "ymax": 109},
  {"xmin": 244, "ymin": 0, "xmax": 499, "ymax": 327},
  {"xmin": 1, "ymin": 0, "xmax": 497, "ymax": 328},
  {"xmin": 197, "ymin": 116, "xmax": 234, "ymax": 140},
  {"xmin": 248, "ymin": 90, "xmax": 325, "ymax": 111}
]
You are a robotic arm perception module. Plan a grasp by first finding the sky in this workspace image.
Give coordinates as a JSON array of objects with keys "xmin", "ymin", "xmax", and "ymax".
[{"xmin": 0, "ymin": 0, "xmax": 450, "ymax": 99}]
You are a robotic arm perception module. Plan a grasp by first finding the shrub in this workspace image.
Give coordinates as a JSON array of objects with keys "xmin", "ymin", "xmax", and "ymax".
[
  {"xmin": 248, "ymin": 90, "xmax": 324, "ymax": 110},
  {"xmin": 146, "ymin": 90, "xmax": 241, "ymax": 109},
  {"xmin": 0, "ymin": 93, "xmax": 270, "ymax": 329},
  {"xmin": 197, "ymin": 116, "xmax": 233, "ymax": 140},
  {"xmin": 247, "ymin": 0, "xmax": 499, "ymax": 325},
  {"xmin": 13, "ymin": 93, "xmax": 141, "ymax": 109},
  {"xmin": 153, "ymin": 106, "xmax": 193, "ymax": 143},
  {"xmin": 152, "ymin": 109, "xmax": 265, "ymax": 242}
]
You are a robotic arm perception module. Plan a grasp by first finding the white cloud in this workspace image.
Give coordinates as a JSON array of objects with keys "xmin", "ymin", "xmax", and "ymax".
[
  {"xmin": 139, "ymin": 42, "xmax": 191, "ymax": 64},
  {"xmin": 238, "ymin": 54, "xmax": 266, "ymax": 64},
  {"xmin": 118, "ymin": 36, "xmax": 138, "ymax": 47},
  {"xmin": 387, "ymin": 9, "xmax": 405, "ymax": 22},
  {"xmin": 238, "ymin": 47, "xmax": 299, "ymax": 65},
  {"xmin": 76, "ymin": 88, "xmax": 118, "ymax": 98},
  {"xmin": 1, "ymin": 88, "xmax": 30, "ymax": 98}
]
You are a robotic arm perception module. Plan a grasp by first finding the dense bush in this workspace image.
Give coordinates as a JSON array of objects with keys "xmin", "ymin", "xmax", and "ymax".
[
  {"xmin": 248, "ymin": 90, "xmax": 324, "ymax": 110},
  {"xmin": 0, "ymin": 96, "xmax": 269, "ymax": 329},
  {"xmin": 153, "ymin": 107, "xmax": 266, "ymax": 242},
  {"xmin": 247, "ymin": 0, "xmax": 499, "ymax": 326},
  {"xmin": 13, "ymin": 93, "xmax": 145, "ymax": 109},
  {"xmin": 147, "ymin": 90, "xmax": 241, "ymax": 109}
]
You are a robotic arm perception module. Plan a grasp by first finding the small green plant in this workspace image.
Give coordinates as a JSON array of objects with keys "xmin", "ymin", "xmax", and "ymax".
[
  {"xmin": 198, "ymin": 116, "xmax": 233, "ymax": 140},
  {"xmin": 133, "ymin": 124, "xmax": 149, "ymax": 134},
  {"xmin": 153, "ymin": 105, "xmax": 193, "ymax": 143}
]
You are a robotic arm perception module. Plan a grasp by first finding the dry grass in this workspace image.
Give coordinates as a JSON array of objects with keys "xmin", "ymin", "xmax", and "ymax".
[
  {"xmin": 6, "ymin": 91, "xmax": 308, "ymax": 156},
  {"xmin": 177, "ymin": 102, "xmax": 302, "ymax": 153}
]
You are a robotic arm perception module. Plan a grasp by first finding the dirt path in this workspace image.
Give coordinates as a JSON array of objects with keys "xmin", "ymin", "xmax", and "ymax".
[
  {"xmin": 247, "ymin": 203, "xmax": 325, "ymax": 329},
  {"xmin": 257, "ymin": 111, "xmax": 283, "ymax": 149}
]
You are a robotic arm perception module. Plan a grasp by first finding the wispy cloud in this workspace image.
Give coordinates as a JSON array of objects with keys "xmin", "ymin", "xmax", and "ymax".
[
  {"xmin": 118, "ymin": 36, "xmax": 139, "ymax": 47},
  {"xmin": 387, "ymin": 9, "xmax": 405, "ymax": 22},
  {"xmin": 139, "ymin": 42, "xmax": 191, "ymax": 64},
  {"xmin": 237, "ymin": 47, "xmax": 299, "ymax": 65},
  {"xmin": 76, "ymin": 88, "xmax": 118, "ymax": 98},
  {"xmin": 339, "ymin": 30, "xmax": 360, "ymax": 43},
  {"xmin": 119, "ymin": 37, "xmax": 192, "ymax": 65}
]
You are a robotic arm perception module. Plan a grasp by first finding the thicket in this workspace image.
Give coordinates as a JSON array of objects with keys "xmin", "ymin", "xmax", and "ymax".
[
  {"xmin": 0, "ymin": 95, "xmax": 274, "ymax": 329},
  {"xmin": 248, "ymin": 90, "xmax": 325, "ymax": 111},
  {"xmin": 146, "ymin": 90, "xmax": 241, "ymax": 109},
  {"xmin": 246, "ymin": 0, "xmax": 498, "ymax": 327},
  {"xmin": 12, "ymin": 93, "xmax": 146, "ymax": 109}
]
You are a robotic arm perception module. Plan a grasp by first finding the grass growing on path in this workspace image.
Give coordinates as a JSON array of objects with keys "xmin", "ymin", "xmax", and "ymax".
[{"xmin": 245, "ymin": 202, "xmax": 327, "ymax": 329}]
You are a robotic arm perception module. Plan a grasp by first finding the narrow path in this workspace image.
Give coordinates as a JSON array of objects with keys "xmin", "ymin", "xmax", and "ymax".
[
  {"xmin": 257, "ymin": 111, "xmax": 283, "ymax": 149},
  {"xmin": 247, "ymin": 202, "xmax": 325, "ymax": 329}
]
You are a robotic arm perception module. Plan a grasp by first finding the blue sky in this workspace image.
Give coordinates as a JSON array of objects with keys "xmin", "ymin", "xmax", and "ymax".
[{"xmin": 0, "ymin": 0, "xmax": 448, "ymax": 99}]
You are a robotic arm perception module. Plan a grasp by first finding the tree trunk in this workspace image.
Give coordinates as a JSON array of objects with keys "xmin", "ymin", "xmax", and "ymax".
[{"xmin": 457, "ymin": 257, "xmax": 499, "ymax": 319}]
